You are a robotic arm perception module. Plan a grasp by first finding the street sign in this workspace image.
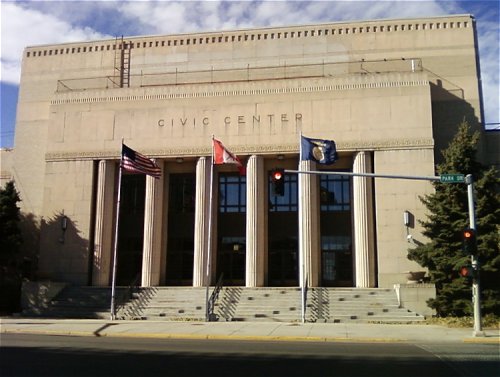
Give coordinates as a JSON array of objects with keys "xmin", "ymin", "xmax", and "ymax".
[{"xmin": 440, "ymin": 174, "xmax": 465, "ymax": 183}]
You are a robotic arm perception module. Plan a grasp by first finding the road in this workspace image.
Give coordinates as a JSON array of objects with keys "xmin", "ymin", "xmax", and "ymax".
[{"xmin": 1, "ymin": 333, "xmax": 498, "ymax": 377}]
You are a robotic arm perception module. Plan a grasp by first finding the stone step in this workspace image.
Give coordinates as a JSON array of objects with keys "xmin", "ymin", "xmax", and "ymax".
[{"xmin": 28, "ymin": 286, "xmax": 426, "ymax": 323}]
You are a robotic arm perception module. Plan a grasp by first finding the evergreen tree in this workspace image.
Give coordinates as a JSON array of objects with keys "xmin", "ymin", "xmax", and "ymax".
[
  {"xmin": 0, "ymin": 181, "xmax": 23, "ymax": 266},
  {"xmin": 408, "ymin": 120, "xmax": 500, "ymax": 317}
]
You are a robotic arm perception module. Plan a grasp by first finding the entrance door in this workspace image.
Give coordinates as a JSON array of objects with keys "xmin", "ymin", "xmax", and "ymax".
[
  {"xmin": 116, "ymin": 174, "xmax": 146, "ymax": 286},
  {"xmin": 166, "ymin": 174, "xmax": 195, "ymax": 285},
  {"xmin": 216, "ymin": 173, "xmax": 246, "ymax": 286},
  {"xmin": 320, "ymin": 173, "xmax": 353, "ymax": 287},
  {"xmin": 268, "ymin": 172, "xmax": 298, "ymax": 286}
]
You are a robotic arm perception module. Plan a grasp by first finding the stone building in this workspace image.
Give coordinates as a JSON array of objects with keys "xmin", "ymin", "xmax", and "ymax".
[{"xmin": 9, "ymin": 14, "xmax": 496, "ymax": 302}]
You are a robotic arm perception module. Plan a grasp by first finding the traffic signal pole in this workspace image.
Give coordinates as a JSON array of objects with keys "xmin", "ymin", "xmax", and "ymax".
[{"xmin": 466, "ymin": 174, "xmax": 483, "ymax": 336}]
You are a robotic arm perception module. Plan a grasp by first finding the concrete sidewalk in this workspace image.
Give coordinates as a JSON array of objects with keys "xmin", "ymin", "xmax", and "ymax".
[{"xmin": 1, "ymin": 317, "xmax": 498, "ymax": 344}]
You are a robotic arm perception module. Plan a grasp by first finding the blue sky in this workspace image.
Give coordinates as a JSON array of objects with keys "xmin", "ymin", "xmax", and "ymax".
[{"xmin": 1, "ymin": 0, "xmax": 499, "ymax": 148}]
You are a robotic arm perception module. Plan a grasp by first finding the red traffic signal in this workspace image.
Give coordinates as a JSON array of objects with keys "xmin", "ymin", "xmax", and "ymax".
[
  {"xmin": 459, "ymin": 266, "xmax": 474, "ymax": 278},
  {"xmin": 463, "ymin": 229, "xmax": 475, "ymax": 240},
  {"xmin": 462, "ymin": 228, "xmax": 477, "ymax": 254},
  {"xmin": 271, "ymin": 169, "xmax": 285, "ymax": 196}
]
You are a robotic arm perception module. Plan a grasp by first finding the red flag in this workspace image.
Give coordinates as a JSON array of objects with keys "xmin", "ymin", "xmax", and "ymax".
[{"xmin": 213, "ymin": 138, "xmax": 245, "ymax": 174}]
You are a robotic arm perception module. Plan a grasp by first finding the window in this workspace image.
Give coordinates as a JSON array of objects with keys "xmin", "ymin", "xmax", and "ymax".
[
  {"xmin": 320, "ymin": 173, "xmax": 351, "ymax": 212},
  {"xmin": 169, "ymin": 174, "xmax": 195, "ymax": 213},
  {"xmin": 269, "ymin": 173, "xmax": 298, "ymax": 212},
  {"xmin": 219, "ymin": 174, "xmax": 246, "ymax": 213}
]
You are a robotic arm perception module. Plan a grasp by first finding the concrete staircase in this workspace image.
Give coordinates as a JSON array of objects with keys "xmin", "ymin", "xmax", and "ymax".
[
  {"xmin": 25, "ymin": 286, "xmax": 425, "ymax": 323},
  {"xmin": 213, "ymin": 287, "xmax": 424, "ymax": 323},
  {"xmin": 119, "ymin": 287, "xmax": 207, "ymax": 320},
  {"xmin": 308, "ymin": 288, "xmax": 425, "ymax": 323},
  {"xmin": 214, "ymin": 287, "xmax": 302, "ymax": 322}
]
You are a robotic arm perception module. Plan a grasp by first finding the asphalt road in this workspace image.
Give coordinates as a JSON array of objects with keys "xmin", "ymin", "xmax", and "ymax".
[{"xmin": 1, "ymin": 333, "xmax": 498, "ymax": 377}]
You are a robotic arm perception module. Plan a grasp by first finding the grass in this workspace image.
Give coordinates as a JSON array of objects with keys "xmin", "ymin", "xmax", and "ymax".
[{"xmin": 425, "ymin": 314, "xmax": 499, "ymax": 329}]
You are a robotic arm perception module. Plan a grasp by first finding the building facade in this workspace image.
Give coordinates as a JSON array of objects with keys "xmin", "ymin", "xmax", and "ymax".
[{"xmin": 10, "ymin": 15, "xmax": 492, "ymax": 291}]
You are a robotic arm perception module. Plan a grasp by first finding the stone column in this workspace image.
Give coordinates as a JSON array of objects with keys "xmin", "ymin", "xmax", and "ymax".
[
  {"xmin": 193, "ymin": 157, "xmax": 211, "ymax": 287},
  {"xmin": 353, "ymin": 151, "xmax": 376, "ymax": 287},
  {"xmin": 141, "ymin": 162, "xmax": 164, "ymax": 287},
  {"xmin": 246, "ymin": 155, "xmax": 265, "ymax": 287},
  {"xmin": 298, "ymin": 160, "xmax": 320, "ymax": 287},
  {"xmin": 92, "ymin": 160, "xmax": 116, "ymax": 286}
]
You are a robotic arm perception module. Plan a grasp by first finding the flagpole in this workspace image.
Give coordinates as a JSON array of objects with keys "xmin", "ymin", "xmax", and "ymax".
[
  {"xmin": 110, "ymin": 140, "xmax": 124, "ymax": 320},
  {"xmin": 205, "ymin": 135, "xmax": 215, "ymax": 321},
  {"xmin": 299, "ymin": 132, "xmax": 306, "ymax": 323}
]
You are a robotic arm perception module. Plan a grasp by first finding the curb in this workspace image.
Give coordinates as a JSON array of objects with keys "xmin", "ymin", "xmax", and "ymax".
[{"xmin": 2, "ymin": 328, "xmax": 407, "ymax": 343}]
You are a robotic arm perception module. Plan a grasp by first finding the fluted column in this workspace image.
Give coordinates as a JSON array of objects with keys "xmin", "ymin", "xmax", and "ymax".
[
  {"xmin": 193, "ymin": 157, "xmax": 211, "ymax": 286},
  {"xmin": 299, "ymin": 160, "xmax": 320, "ymax": 287},
  {"xmin": 141, "ymin": 162, "xmax": 164, "ymax": 287},
  {"xmin": 353, "ymin": 151, "xmax": 376, "ymax": 287},
  {"xmin": 246, "ymin": 155, "xmax": 265, "ymax": 287},
  {"xmin": 92, "ymin": 160, "xmax": 116, "ymax": 286}
]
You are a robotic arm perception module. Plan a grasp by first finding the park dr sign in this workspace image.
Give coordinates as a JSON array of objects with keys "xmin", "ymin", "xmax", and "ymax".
[{"xmin": 440, "ymin": 174, "xmax": 465, "ymax": 183}]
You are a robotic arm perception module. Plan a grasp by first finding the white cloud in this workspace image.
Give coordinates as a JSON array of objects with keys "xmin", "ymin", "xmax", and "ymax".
[
  {"xmin": 476, "ymin": 20, "xmax": 500, "ymax": 125},
  {"xmin": 0, "ymin": 2, "xmax": 111, "ymax": 83}
]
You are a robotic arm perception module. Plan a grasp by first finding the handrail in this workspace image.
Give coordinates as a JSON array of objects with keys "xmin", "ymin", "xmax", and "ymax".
[
  {"xmin": 113, "ymin": 273, "xmax": 141, "ymax": 319},
  {"xmin": 207, "ymin": 273, "xmax": 224, "ymax": 322},
  {"xmin": 55, "ymin": 58, "xmax": 423, "ymax": 92},
  {"xmin": 302, "ymin": 276, "xmax": 308, "ymax": 323}
]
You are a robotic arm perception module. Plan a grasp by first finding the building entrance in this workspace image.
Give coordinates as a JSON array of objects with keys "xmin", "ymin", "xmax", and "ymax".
[
  {"xmin": 268, "ymin": 172, "xmax": 298, "ymax": 286},
  {"xmin": 216, "ymin": 174, "xmax": 246, "ymax": 286},
  {"xmin": 116, "ymin": 174, "xmax": 145, "ymax": 286},
  {"xmin": 166, "ymin": 174, "xmax": 195, "ymax": 285},
  {"xmin": 319, "ymin": 173, "xmax": 353, "ymax": 287}
]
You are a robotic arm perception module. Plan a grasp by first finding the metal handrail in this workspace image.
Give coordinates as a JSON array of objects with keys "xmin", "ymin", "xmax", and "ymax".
[{"xmin": 207, "ymin": 273, "xmax": 224, "ymax": 322}]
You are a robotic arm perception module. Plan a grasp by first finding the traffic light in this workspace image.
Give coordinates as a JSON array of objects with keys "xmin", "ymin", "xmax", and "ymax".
[
  {"xmin": 271, "ymin": 169, "xmax": 285, "ymax": 196},
  {"xmin": 459, "ymin": 265, "xmax": 474, "ymax": 278},
  {"xmin": 462, "ymin": 228, "xmax": 477, "ymax": 254}
]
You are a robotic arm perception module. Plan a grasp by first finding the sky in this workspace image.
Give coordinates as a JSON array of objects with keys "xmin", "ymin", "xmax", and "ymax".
[{"xmin": 1, "ymin": 0, "xmax": 499, "ymax": 148}]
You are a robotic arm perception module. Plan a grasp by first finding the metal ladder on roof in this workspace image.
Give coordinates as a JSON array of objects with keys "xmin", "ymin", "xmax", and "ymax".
[{"xmin": 113, "ymin": 36, "xmax": 131, "ymax": 88}]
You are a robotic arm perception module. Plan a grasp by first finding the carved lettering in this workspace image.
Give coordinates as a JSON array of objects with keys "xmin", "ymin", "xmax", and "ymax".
[
  {"xmin": 253, "ymin": 115, "xmax": 260, "ymax": 126},
  {"xmin": 157, "ymin": 112, "xmax": 304, "ymax": 129}
]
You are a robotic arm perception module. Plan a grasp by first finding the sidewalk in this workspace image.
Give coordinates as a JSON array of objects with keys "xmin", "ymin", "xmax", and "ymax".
[{"xmin": 1, "ymin": 317, "xmax": 498, "ymax": 344}]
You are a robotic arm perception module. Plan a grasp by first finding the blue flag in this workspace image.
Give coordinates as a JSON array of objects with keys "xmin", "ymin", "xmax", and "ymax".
[{"xmin": 300, "ymin": 136, "xmax": 338, "ymax": 165}]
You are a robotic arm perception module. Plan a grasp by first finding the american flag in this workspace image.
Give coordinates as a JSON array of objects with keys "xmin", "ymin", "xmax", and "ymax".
[{"xmin": 121, "ymin": 144, "xmax": 161, "ymax": 179}]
